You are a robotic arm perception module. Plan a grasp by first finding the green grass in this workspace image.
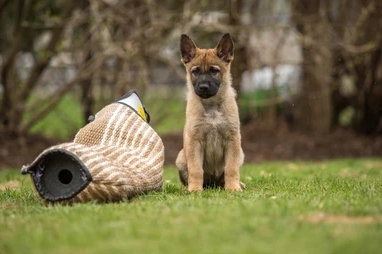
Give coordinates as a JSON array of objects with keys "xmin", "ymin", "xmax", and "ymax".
[{"xmin": 1, "ymin": 158, "xmax": 382, "ymax": 254}]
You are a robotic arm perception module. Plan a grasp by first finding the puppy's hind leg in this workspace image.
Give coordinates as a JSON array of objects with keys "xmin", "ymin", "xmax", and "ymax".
[{"xmin": 175, "ymin": 149, "xmax": 188, "ymax": 186}]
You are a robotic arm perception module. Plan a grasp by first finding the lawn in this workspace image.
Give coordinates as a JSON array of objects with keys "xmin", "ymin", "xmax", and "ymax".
[
  {"xmin": 1, "ymin": 159, "xmax": 382, "ymax": 254},
  {"xmin": 0, "ymin": 159, "xmax": 382, "ymax": 254}
]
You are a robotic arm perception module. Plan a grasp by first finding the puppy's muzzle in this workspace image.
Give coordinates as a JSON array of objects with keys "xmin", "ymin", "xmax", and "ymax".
[{"xmin": 194, "ymin": 75, "xmax": 220, "ymax": 99}]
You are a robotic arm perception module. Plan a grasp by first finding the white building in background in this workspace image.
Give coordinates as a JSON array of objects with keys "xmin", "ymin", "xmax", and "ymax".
[
  {"xmin": 241, "ymin": 64, "xmax": 301, "ymax": 99},
  {"xmin": 240, "ymin": 8, "xmax": 302, "ymax": 99}
]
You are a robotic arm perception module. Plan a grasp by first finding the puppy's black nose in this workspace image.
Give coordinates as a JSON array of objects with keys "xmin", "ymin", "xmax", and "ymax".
[{"xmin": 199, "ymin": 83, "xmax": 209, "ymax": 92}]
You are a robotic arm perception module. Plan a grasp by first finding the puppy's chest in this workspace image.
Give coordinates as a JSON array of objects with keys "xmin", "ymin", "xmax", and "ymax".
[
  {"xmin": 195, "ymin": 110, "xmax": 230, "ymax": 174},
  {"xmin": 193, "ymin": 110, "xmax": 230, "ymax": 143},
  {"xmin": 203, "ymin": 110, "xmax": 225, "ymax": 127}
]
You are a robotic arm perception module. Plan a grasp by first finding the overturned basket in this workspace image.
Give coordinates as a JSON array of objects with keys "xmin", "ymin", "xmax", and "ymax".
[{"xmin": 21, "ymin": 90, "xmax": 164, "ymax": 203}]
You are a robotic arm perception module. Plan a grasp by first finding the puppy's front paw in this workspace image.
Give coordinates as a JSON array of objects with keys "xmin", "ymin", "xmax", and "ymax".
[
  {"xmin": 188, "ymin": 184, "xmax": 203, "ymax": 192},
  {"xmin": 188, "ymin": 178, "xmax": 203, "ymax": 191},
  {"xmin": 225, "ymin": 182, "xmax": 242, "ymax": 191}
]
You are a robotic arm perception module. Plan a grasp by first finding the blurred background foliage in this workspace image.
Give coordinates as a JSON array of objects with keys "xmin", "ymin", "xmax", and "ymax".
[{"xmin": 0, "ymin": 0, "xmax": 382, "ymax": 141}]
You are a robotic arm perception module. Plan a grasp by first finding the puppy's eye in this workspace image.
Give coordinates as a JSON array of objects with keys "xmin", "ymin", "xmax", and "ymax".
[
  {"xmin": 209, "ymin": 67, "xmax": 220, "ymax": 75},
  {"xmin": 191, "ymin": 68, "xmax": 200, "ymax": 76}
]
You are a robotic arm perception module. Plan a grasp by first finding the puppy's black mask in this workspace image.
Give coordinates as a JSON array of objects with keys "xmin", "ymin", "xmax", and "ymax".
[{"xmin": 192, "ymin": 69, "xmax": 221, "ymax": 99}]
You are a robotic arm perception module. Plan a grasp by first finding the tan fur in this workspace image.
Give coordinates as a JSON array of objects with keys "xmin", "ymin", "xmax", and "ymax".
[{"xmin": 176, "ymin": 34, "xmax": 244, "ymax": 191}]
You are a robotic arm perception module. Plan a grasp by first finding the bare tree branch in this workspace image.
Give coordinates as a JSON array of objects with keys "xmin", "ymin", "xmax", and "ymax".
[
  {"xmin": 21, "ymin": 54, "xmax": 106, "ymax": 132},
  {"xmin": 18, "ymin": 0, "xmax": 76, "ymax": 103}
]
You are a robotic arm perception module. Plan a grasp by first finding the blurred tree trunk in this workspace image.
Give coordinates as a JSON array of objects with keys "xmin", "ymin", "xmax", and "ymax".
[
  {"xmin": 227, "ymin": 0, "xmax": 246, "ymax": 97},
  {"xmin": 329, "ymin": 0, "xmax": 350, "ymax": 129},
  {"xmin": 0, "ymin": 0, "xmax": 75, "ymax": 136},
  {"xmin": 352, "ymin": 0, "xmax": 382, "ymax": 134},
  {"xmin": 292, "ymin": 0, "xmax": 333, "ymax": 133},
  {"xmin": 79, "ymin": 0, "xmax": 94, "ymax": 122},
  {"xmin": 81, "ymin": 51, "xmax": 94, "ymax": 122},
  {"xmin": 0, "ymin": 0, "xmax": 34, "ymax": 136}
]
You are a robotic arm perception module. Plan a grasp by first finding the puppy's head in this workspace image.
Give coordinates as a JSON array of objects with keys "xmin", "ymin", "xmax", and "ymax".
[{"xmin": 180, "ymin": 33, "xmax": 234, "ymax": 99}]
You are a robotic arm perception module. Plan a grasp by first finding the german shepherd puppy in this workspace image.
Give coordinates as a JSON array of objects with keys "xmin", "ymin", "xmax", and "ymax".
[{"xmin": 175, "ymin": 33, "xmax": 244, "ymax": 191}]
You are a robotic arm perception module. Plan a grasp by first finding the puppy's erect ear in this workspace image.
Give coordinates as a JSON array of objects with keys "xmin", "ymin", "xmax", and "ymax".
[
  {"xmin": 180, "ymin": 34, "xmax": 197, "ymax": 64},
  {"xmin": 216, "ymin": 33, "xmax": 234, "ymax": 63}
]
